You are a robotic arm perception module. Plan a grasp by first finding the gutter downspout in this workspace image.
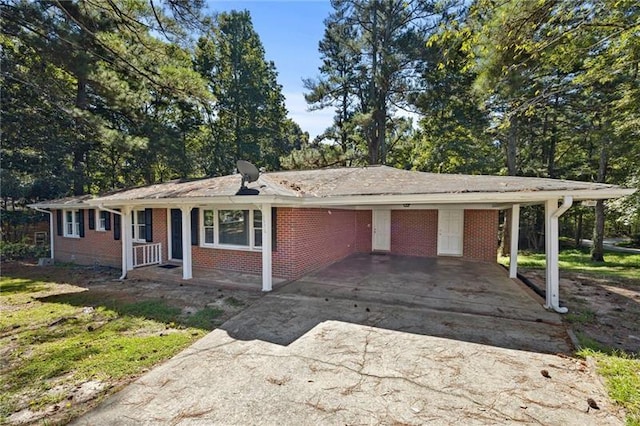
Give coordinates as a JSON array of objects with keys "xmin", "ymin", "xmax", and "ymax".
[
  {"xmin": 98, "ymin": 205, "xmax": 127, "ymax": 280},
  {"xmin": 32, "ymin": 207, "xmax": 54, "ymax": 260},
  {"xmin": 547, "ymin": 195, "xmax": 573, "ymax": 314}
]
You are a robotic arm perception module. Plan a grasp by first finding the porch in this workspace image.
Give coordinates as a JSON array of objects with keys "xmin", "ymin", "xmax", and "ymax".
[{"xmin": 128, "ymin": 262, "xmax": 288, "ymax": 291}]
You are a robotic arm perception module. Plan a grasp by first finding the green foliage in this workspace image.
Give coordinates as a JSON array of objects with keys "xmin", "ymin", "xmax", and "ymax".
[
  {"xmin": 305, "ymin": 0, "xmax": 445, "ymax": 166},
  {"xmin": 194, "ymin": 11, "xmax": 295, "ymax": 174},
  {"xmin": 578, "ymin": 348, "xmax": 640, "ymax": 425},
  {"xmin": 0, "ymin": 241, "xmax": 49, "ymax": 260},
  {"xmin": 0, "ymin": 274, "xmax": 223, "ymax": 421},
  {"xmin": 499, "ymin": 249, "xmax": 640, "ymax": 281}
]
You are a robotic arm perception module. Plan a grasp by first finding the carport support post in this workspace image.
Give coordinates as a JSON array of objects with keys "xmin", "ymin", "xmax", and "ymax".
[
  {"xmin": 509, "ymin": 204, "xmax": 520, "ymax": 278},
  {"xmin": 181, "ymin": 206, "xmax": 193, "ymax": 280},
  {"xmin": 544, "ymin": 197, "xmax": 572, "ymax": 313},
  {"xmin": 261, "ymin": 204, "xmax": 273, "ymax": 292},
  {"xmin": 123, "ymin": 206, "xmax": 134, "ymax": 271}
]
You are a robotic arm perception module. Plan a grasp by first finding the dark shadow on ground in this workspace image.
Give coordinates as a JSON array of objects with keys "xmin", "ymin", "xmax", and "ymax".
[{"xmin": 218, "ymin": 254, "xmax": 574, "ymax": 355}]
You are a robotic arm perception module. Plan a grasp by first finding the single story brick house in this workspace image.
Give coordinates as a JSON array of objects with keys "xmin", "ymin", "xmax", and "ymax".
[{"xmin": 29, "ymin": 166, "xmax": 634, "ymax": 313}]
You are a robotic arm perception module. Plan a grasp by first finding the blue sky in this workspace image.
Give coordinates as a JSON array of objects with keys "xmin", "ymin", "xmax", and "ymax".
[{"xmin": 205, "ymin": 1, "xmax": 335, "ymax": 139}]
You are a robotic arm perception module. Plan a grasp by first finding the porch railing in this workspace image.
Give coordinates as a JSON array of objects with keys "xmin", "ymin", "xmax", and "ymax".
[{"xmin": 133, "ymin": 243, "xmax": 162, "ymax": 268}]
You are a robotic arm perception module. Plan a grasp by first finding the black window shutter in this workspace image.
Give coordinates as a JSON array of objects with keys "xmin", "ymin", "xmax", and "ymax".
[
  {"xmin": 78, "ymin": 209, "xmax": 85, "ymax": 237},
  {"xmin": 56, "ymin": 210, "xmax": 63, "ymax": 236},
  {"xmin": 113, "ymin": 212, "xmax": 121, "ymax": 240},
  {"xmin": 88, "ymin": 209, "xmax": 95, "ymax": 230},
  {"xmin": 271, "ymin": 207, "xmax": 277, "ymax": 252},
  {"xmin": 144, "ymin": 208, "xmax": 153, "ymax": 242},
  {"xmin": 104, "ymin": 212, "xmax": 111, "ymax": 230},
  {"xmin": 191, "ymin": 208, "xmax": 199, "ymax": 245}
]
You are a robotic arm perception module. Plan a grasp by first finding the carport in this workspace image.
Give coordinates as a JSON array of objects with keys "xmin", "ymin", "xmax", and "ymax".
[
  {"xmin": 225, "ymin": 252, "xmax": 569, "ymax": 353},
  {"xmin": 75, "ymin": 252, "xmax": 623, "ymax": 426}
]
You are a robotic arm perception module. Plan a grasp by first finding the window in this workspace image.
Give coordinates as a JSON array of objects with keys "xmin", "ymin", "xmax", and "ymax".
[
  {"xmin": 203, "ymin": 209, "xmax": 215, "ymax": 245},
  {"xmin": 200, "ymin": 208, "xmax": 262, "ymax": 249},
  {"xmin": 219, "ymin": 210, "xmax": 250, "ymax": 245},
  {"xmin": 132, "ymin": 210, "xmax": 146, "ymax": 242},
  {"xmin": 96, "ymin": 210, "xmax": 109, "ymax": 231},
  {"xmin": 253, "ymin": 210, "xmax": 262, "ymax": 247},
  {"xmin": 64, "ymin": 210, "xmax": 81, "ymax": 237}
]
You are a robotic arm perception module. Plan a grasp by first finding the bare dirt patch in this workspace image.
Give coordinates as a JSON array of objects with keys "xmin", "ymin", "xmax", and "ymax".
[{"xmin": 521, "ymin": 269, "xmax": 640, "ymax": 354}]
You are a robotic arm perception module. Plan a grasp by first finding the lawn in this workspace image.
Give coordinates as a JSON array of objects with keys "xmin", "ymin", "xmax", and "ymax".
[
  {"xmin": 499, "ymin": 248, "xmax": 640, "ymax": 281},
  {"xmin": 500, "ymin": 248, "xmax": 640, "ymax": 424},
  {"xmin": 0, "ymin": 272, "xmax": 225, "ymax": 424}
]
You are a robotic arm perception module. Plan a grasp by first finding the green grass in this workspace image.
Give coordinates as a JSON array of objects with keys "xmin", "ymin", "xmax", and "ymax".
[
  {"xmin": 0, "ymin": 276, "xmax": 223, "ymax": 422},
  {"xmin": 499, "ymin": 248, "xmax": 640, "ymax": 281},
  {"xmin": 578, "ymin": 347, "xmax": 640, "ymax": 425}
]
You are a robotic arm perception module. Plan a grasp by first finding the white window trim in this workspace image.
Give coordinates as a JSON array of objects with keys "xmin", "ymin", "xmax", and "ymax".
[
  {"xmin": 199, "ymin": 207, "xmax": 263, "ymax": 251},
  {"xmin": 132, "ymin": 209, "xmax": 147, "ymax": 243},
  {"xmin": 96, "ymin": 210, "xmax": 107, "ymax": 232},
  {"xmin": 63, "ymin": 209, "xmax": 81, "ymax": 238}
]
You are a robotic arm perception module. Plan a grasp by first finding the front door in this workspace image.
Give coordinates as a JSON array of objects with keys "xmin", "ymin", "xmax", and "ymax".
[
  {"xmin": 372, "ymin": 209, "xmax": 391, "ymax": 251},
  {"xmin": 170, "ymin": 209, "xmax": 183, "ymax": 260},
  {"xmin": 438, "ymin": 210, "xmax": 463, "ymax": 256}
]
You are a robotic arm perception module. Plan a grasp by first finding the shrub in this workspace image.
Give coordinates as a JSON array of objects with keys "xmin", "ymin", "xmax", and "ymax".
[{"xmin": 0, "ymin": 240, "xmax": 49, "ymax": 260}]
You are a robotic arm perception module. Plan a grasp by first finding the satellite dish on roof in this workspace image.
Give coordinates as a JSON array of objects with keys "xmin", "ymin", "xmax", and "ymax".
[{"xmin": 236, "ymin": 160, "xmax": 260, "ymax": 191}]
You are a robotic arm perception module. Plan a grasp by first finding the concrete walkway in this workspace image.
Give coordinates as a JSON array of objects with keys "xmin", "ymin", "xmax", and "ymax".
[{"xmin": 74, "ymin": 255, "xmax": 622, "ymax": 425}]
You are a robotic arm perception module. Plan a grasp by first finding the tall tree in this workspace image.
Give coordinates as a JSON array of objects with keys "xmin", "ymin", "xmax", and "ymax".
[
  {"xmin": 1, "ymin": 0, "xmax": 209, "ymax": 199},
  {"xmin": 306, "ymin": 0, "xmax": 445, "ymax": 165},
  {"xmin": 194, "ymin": 10, "xmax": 292, "ymax": 174}
]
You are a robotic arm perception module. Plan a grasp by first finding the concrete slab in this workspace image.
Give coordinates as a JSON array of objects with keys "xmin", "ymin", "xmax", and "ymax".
[
  {"xmin": 74, "ymin": 255, "xmax": 622, "ymax": 425},
  {"xmin": 283, "ymin": 254, "xmax": 561, "ymax": 325}
]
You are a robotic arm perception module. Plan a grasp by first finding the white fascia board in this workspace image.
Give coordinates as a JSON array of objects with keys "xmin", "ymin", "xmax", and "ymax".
[
  {"xmin": 86, "ymin": 195, "xmax": 279, "ymax": 208},
  {"xmin": 82, "ymin": 187, "xmax": 635, "ymax": 209},
  {"xmin": 27, "ymin": 203, "xmax": 90, "ymax": 209},
  {"xmin": 288, "ymin": 188, "xmax": 636, "ymax": 207}
]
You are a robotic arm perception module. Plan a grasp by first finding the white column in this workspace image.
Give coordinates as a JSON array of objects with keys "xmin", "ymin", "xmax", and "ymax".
[
  {"xmin": 509, "ymin": 204, "xmax": 520, "ymax": 278},
  {"xmin": 123, "ymin": 206, "xmax": 134, "ymax": 271},
  {"xmin": 181, "ymin": 206, "xmax": 193, "ymax": 280},
  {"xmin": 544, "ymin": 199, "xmax": 567, "ymax": 313},
  {"xmin": 261, "ymin": 204, "xmax": 273, "ymax": 292}
]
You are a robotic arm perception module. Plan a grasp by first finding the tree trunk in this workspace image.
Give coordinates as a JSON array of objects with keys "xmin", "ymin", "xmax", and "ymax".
[
  {"xmin": 591, "ymin": 200, "xmax": 606, "ymax": 262},
  {"xmin": 575, "ymin": 211, "xmax": 583, "ymax": 248},
  {"xmin": 506, "ymin": 114, "xmax": 518, "ymax": 176},
  {"xmin": 73, "ymin": 75, "xmax": 88, "ymax": 196},
  {"xmin": 591, "ymin": 139, "xmax": 608, "ymax": 262},
  {"xmin": 500, "ymin": 114, "xmax": 518, "ymax": 256},
  {"xmin": 367, "ymin": 0, "xmax": 379, "ymax": 165}
]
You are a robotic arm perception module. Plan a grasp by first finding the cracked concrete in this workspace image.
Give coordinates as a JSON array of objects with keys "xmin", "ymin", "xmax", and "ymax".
[{"xmin": 73, "ymin": 255, "xmax": 622, "ymax": 425}]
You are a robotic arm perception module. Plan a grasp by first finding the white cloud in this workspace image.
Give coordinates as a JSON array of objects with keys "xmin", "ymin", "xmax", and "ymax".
[{"xmin": 284, "ymin": 92, "xmax": 334, "ymax": 140}]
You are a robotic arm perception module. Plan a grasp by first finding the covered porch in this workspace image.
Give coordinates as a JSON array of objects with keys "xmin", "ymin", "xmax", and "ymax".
[{"xmin": 127, "ymin": 262, "xmax": 287, "ymax": 291}]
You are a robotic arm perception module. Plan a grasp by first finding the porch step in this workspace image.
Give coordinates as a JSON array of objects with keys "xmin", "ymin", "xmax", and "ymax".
[{"xmin": 127, "ymin": 264, "xmax": 287, "ymax": 292}]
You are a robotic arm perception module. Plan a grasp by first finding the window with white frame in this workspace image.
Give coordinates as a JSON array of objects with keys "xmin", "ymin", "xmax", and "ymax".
[
  {"xmin": 96, "ymin": 210, "xmax": 108, "ymax": 231},
  {"xmin": 203, "ymin": 209, "xmax": 215, "ymax": 245},
  {"xmin": 200, "ymin": 208, "xmax": 262, "ymax": 249},
  {"xmin": 132, "ymin": 210, "xmax": 146, "ymax": 242},
  {"xmin": 64, "ymin": 209, "xmax": 81, "ymax": 237}
]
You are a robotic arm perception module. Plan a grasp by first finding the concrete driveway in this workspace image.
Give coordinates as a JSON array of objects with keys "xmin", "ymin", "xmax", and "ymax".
[{"xmin": 75, "ymin": 254, "xmax": 621, "ymax": 425}]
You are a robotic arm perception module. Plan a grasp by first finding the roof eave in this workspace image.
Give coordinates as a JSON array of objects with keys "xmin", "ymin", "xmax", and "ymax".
[
  {"xmin": 290, "ymin": 188, "xmax": 636, "ymax": 206},
  {"xmin": 36, "ymin": 187, "xmax": 634, "ymax": 209}
]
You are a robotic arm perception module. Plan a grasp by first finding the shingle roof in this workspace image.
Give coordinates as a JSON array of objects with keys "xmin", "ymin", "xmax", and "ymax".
[{"xmin": 29, "ymin": 166, "xmax": 631, "ymax": 207}]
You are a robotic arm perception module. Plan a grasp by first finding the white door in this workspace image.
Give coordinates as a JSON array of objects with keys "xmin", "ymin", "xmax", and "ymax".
[
  {"xmin": 372, "ymin": 210, "xmax": 391, "ymax": 251},
  {"xmin": 438, "ymin": 210, "xmax": 463, "ymax": 256}
]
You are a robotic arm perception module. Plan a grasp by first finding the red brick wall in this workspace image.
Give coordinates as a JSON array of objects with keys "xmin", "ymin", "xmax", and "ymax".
[
  {"xmin": 192, "ymin": 246, "xmax": 262, "ymax": 274},
  {"xmin": 54, "ymin": 209, "xmax": 121, "ymax": 267},
  {"xmin": 278, "ymin": 208, "xmax": 357, "ymax": 278},
  {"xmin": 191, "ymin": 208, "xmax": 358, "ymax": 279},
  {"xmin": 390, "ymin": 210, "xmax": 438, "ymax": 257},
  {"xmin": 463, "ymin": 209, "xmax": 499, "ymax": 262}
]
